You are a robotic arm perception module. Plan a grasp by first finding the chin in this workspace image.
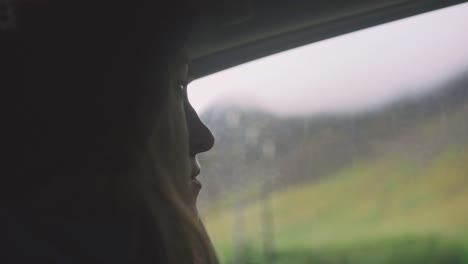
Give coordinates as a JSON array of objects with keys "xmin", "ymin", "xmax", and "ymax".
[{"xmin": 188, "ymin": 197, "xmax": 199, "ymax": 216}]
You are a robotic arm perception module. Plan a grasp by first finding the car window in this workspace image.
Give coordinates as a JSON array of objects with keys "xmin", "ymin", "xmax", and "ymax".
[{"xmin": 189, "ymin": 3, "xmax": 468, "ymax": 264}]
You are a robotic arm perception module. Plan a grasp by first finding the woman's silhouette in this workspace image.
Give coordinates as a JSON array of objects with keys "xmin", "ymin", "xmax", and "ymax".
[{"xmin": 2, "ymin": 1, "xmax": 217, "ymax": 263}]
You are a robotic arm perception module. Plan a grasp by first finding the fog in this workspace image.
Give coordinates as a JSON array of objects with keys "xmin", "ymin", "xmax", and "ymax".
[{"xmin": 188, "ymin": 3, "xmax": 468, "ymax": 117}]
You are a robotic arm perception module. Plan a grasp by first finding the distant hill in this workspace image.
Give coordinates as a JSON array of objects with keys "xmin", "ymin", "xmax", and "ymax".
[{"xmin": 197, "ymin": 71, "xmax": 468, "ymax": 206}]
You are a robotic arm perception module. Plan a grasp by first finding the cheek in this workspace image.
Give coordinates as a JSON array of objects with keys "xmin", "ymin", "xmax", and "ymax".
[
  {"xmin": 172, "ymin": 99, "xmax": 189, "ymax": 151},
  {"xmin": 165, "ymin": 93, "xmax": 192, "ymax": 190},
  {"xmin": 183, "ymin": 101, "xmax": 193, "ymax": 134},
  {"xmin": 167, "ymin": 84, "xmax": 189, "ymax": 142}
]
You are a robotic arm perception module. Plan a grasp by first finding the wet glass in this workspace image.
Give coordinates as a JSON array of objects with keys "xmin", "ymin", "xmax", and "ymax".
[{"xmin": 189, "ymin": 3, "xmax": 468, "ymax": 264}]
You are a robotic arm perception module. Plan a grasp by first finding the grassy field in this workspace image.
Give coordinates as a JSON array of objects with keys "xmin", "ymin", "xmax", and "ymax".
[{"xmin": 201, "ymin": 146, "xmax": 468, "ymax": 263}]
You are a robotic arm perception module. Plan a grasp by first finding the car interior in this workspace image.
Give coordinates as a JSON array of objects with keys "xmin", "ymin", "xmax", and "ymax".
[
  {"xmin": 3, "ymin": 1, "xmax": 467, "ymax": 263},
  {"xmin": 186, "ymin": 0, "xmax": 465, "ymax": 79}
]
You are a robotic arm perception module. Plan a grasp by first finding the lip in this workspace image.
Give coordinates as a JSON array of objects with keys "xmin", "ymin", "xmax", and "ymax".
[
  {"xmin": 191, "ymin": 178, "xmax": 202, "ymax": 190},
  {"xmin": 190, "ymin": 158, "xmax": 202, "ymax": 192},
  {"xmin": 190, "ymin": 158, "xmax": 201, "ymax": 180}
]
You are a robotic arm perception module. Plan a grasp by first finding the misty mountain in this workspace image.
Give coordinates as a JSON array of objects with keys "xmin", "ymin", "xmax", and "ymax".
[{"xmin": 197, "ymin": 71, "xmax": 468, "ymax": 205}]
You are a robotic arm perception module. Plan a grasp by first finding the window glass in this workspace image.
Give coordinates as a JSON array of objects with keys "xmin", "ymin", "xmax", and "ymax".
[{"xmin": 189, "ymin": 3, "xmax": 468, "ymax": 264}]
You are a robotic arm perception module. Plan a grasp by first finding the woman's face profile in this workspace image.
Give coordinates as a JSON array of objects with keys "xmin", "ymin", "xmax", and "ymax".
[{"xmin": 172, "ymin": 54, "xmax": 215, "ymax": 212}]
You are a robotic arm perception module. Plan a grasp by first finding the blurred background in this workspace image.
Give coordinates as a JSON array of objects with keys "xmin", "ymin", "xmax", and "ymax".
[{"xmin": 189, "ymin": 3, "xmax": 468, "ymax": 264}]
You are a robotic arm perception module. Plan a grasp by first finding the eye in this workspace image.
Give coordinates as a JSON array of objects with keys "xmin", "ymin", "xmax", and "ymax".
[{"xmin": 178, "ymin": 81, "xmax": 188, "ymax": 97}]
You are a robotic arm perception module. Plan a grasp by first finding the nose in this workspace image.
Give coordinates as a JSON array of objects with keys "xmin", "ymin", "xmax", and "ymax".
[{"xmin": 185, "ymin": 102, "xmax": 215, "ymax": 156}]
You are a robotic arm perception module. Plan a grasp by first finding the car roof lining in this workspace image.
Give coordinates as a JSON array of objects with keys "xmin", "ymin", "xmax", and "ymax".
[{"xmin": 186, "ymin": 0, "xmax": 466, "ymax": 80}]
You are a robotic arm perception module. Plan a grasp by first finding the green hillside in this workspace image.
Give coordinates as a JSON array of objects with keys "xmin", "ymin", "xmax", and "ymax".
[{"xmin": 202, "ymin": 145, "xmax": 468, "ymax": 263}]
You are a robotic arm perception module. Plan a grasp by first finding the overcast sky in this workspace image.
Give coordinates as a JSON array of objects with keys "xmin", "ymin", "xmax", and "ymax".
[{"xmin": 188, "ymin": 3, "xmax": 468, "ymax": 117}]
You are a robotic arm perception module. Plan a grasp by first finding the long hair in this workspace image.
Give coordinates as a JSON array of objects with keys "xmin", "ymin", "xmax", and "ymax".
[{"xmin": 3, "ymin": 1, "xmax": 217, "ymax": 263}]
